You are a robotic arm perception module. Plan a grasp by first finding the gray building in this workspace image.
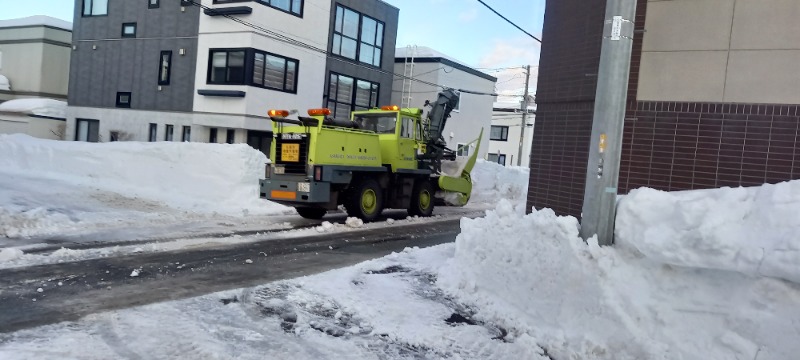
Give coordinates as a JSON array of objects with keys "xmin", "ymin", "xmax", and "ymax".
[{"xmin": 66, "ymin": 0, "xmax": 399, "ymax": 153}]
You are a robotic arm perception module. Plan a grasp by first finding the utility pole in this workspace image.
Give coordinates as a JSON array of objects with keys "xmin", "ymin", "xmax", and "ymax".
[
  {"xmin": 579, "ymin": 0, "xmax": 637, "ymax": 245},
  {"xmin": 517, "ymin": 65, "xmax": 531, "ymax": 166}
]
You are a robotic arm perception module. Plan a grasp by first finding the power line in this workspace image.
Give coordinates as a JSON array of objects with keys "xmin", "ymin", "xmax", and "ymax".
[
  {"xmin": 187, "ymin": 1, "xmax": 499, "ymax": 97},
  {"xmin": 475, "ymin": 0, "xmax": 542, "ymax": 43}
]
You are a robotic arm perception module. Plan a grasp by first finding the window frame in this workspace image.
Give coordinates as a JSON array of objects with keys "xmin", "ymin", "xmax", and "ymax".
[
  {"xmin": 148, "ymin": 123, "xmax": 158, "ymax": 142},
  {"xmin": 75, "ymin": 119, "xmax": 100, "ymax": 142},
  {"xmin": 326, "ymin": 72, "xmax": 380, "ymax": 121},
  {"xmin": 116, "ymin": 92, "xmax": 132, "ymax": 108},
  {"xmin": 82, "ymin": 0, "xmax": 109, "ymax": 17},
  {"xmin": 226, "ymin": 129, "xmax": 235, "ymax": 144},
  {"xmin": 251, "ymin": 49, "xmax": 299, "ymax": 93},
  {"xmin": 182, "ymin": 126, "xmax": 191, "ymax": 142},
  {"xmin": 158, "ymin": 51, "xmax": 173, "ymax": 86},
  {"xmin": 490, "ymin": 125, "xmax": 509, "ymax": 141},
  {"xmin": 207, "ymin": 48, "xmax": 299, "ymax": 94},
  {"xmin": 456, "ymin": 143, "xmax": 470, "ymax": 157},
  {"xmin": 149, "ymin": 0, "xmax": 160, "ymax": 9},
  {"xmin": 214, "ymin": 0, "xmax": 303, "ymax": 17},
  {"xmin": 165, "ymin": 124, "xmax": 174, "ymax": 141},
  {"xmin": 331, "ymin": 4, "xmax": 384, "ymax": 68},
  {"xmin": 209, "ymin": 128, "xmax": 218, "ymax": 143},
  {"xmin": 121, "ymin": 23, "xmax": 137, "ymax": 38}
]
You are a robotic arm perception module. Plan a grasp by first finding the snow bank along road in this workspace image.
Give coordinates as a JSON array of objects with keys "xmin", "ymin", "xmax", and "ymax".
[{"xmin": 0, "ymin": 218, "xmax": 463, "ymax": 333}]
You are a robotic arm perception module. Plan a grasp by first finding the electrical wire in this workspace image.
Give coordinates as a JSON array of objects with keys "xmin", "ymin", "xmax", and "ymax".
[
  {"xmin": 187, "ymin": 1, "xmax": 500, "ymax": 97},
  {"xmin": 475, "ymin": 0, "xmax": 542, "ymax": 43}
]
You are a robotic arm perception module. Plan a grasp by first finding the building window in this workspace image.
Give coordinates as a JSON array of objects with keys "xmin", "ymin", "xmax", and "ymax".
[
  {"xmin": 253, "ymin": 0, "xmax": 303, "ymax": 16},
  {"xmin": 182, "ymin": 126, "xmax": 191, "ymax": 142},
  {"xmin": 149, "ymin": 0, "xmax": 160, "ymax": 8},
  {"xmin": 116, "ymin": 92, "xmax": 132, "ymax": 108},
  {"xmin": 158, "ymin": 51, "xmax": 172, "ymax": 85},
  {"xmin": 109, "ymin": 131, "xmax": 120, "ymax": 142},
  {"xmin": 82, "ymin": 0, "xmax": 108, "ymax": 16},
  {"xmin": 488, "ymin": 153, "xmax": 506, "ymax": 165},
  {"xmin": 149, "ymin": 123, "xmax": 158, "ymax": 142},
  {"xmin": 75, "ymin": 119, "xmax": 100, "ymax": 142},
  {"xmin": 332, "ymin": 5, "xmax": 383, "ymax": 67},
  {"xmin": 209, "ymin": 128, "xmax": 218, "ymax": 143},
  {"xmin": 165, "ymin": 125, "xmax": 174, "ymax": 141},
  {"xmin": 208, "ymin": 50, "xmax": 246, "ymax": 84},
  {"xmin": 226, "ymin": 129, "xmax": 235, "ymax": 144},
  {"xmin": 252, "ymin": 51, "xmax": 298, "ymax": 93},
  {"xmin": 247, "ymin": 130, "xmax": 271, "ymax": 157},
  {"xmin": 121, "ymin": 23, "xmax": 137, "ymax": 38},
  {"xmin": 327, "ymin": 73, "xmax": 379, "ymax": 121},
  {"xmin": 208, "ymin": 48, "xmax": 299, "ymax": 93},
  {"xmin": 490, "ymin": 125, "xmax": 509, "ymax": 141},
  {"xmin": 457, "ymin": 143, "xmax": 469, "ymax": 157}
]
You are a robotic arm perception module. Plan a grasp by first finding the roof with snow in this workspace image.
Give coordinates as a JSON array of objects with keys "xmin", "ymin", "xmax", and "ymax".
[
  {"xmin": 0, "ymin": 98, "xmax": 67, "ymax": 119},
  {"xmin": 395, "ymin": 46, "xmax": 496, "ymax": 82},
  {"xmin": 0, "ymin": 15, "xmax": 72, "ymax": 32}
]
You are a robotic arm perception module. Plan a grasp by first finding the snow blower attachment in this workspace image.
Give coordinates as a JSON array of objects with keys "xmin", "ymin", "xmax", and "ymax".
[{"xmin": 259, "ymin": 89, "xmax": 482, "ymax": 221}]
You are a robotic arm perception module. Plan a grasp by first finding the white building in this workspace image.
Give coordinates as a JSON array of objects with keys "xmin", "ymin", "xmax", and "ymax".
[
  {"xmin": 393, "ymin": 46, "xmax": 497, "ymax": 159},
  {"xmin": 0, "ymin": 16, "xmax": 72, "ymax": 103},
  {"xmin": 66, "ymin": 0, "xmax": 398, "ymax": 154},
  {"xmin": 488, "ymin": 97, "xmax": 535, "ymax": 167}
]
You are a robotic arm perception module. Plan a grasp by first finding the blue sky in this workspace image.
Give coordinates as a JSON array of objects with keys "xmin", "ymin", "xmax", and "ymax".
[{"xmin": 2, "ymin": 0, "xmax": 544, "ymax": 95}]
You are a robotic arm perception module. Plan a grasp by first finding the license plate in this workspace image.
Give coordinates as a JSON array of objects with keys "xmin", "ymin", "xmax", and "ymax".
[
  {"xmin": 297, "ymin": 182, "xmax": 310, "ymax": 192},
  {"xmin": 281, "ymin": 143, "xmax": 300, "ymax": 162}
]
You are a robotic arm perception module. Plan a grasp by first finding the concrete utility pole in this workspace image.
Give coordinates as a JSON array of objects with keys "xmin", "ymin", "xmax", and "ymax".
[
  {"xmin": 579, "ymin": 0, "xmax": 637, "ymax": 245},
  {"xmin": 517, "ymin": 65, "xmax": 531, "ymax": 166}
]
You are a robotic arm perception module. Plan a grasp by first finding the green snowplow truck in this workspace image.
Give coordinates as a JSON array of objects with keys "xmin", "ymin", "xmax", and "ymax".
[{"xmin": 259, "ymin": 89, "xmax": 482, "ymax": 221}]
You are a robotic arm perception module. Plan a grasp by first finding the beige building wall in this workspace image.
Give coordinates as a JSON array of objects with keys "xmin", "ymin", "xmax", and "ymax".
[
  {"xmin": 638, "ymin": 0, "xmax": 800, "ymax": 104},
  {"xmin": 0, "ymin": 25, "xmax": 71, "ymax": 99}
]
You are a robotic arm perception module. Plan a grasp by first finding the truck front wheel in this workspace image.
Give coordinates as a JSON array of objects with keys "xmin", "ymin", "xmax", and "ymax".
[
  {"xmin": 345, "ymin": 178, "xmax": 384, "ymax": 222},
  {"xmin": 296, "ymin": 207, "xmax": 327, "ymax": 219},
  {"xmin": 409, "ymin": 180, "xmax": 435, "ymax": 217}
]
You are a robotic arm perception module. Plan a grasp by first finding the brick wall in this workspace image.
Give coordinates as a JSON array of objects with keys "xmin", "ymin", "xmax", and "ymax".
[{"xmin": 527, "ymin": 0, "xmax": 606, "ymax": 217}]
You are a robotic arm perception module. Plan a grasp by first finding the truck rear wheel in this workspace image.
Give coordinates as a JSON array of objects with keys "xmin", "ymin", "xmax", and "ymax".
[
  {"xmin": 409, "ymin": 179, "xmax": 435, "ymax": 217},
  {"xmin": 345, "ymin": 178, "xmax": 384, "ymax": 222},
  {"xmin": 296, "ymin": 207, "xmax": 327, "ymax": 219}
]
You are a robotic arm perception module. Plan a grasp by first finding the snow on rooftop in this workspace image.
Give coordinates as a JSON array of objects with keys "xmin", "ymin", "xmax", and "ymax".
[
  {"xmin": 0, "ymin": 98, "xmax": 67, "ymax": 118},
  {"xmin": 395, "ymin": 46, "xmax": 472, "ymax": 69},
  {"xmin": 0, "ymin": 15, "xmax": 72, "ymax": 31}
]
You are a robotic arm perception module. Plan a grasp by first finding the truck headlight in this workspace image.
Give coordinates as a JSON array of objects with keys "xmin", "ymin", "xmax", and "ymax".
[
  {"xmin": 297, "ymin": 182, "xmax": 310, "ymax": 192},
  {"xmin": 274, "ymin": 166, "xmax": 285, "ymax": 175}
]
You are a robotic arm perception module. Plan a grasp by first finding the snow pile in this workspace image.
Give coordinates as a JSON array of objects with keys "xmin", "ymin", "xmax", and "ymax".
[
  {"xmin": 438, "ymin": 185, "xmax": 800, "ymax": 359},
  {"xmin": 0, "ymin": 98, "xmax": 67, "ymax": 118},
  {"xmin": 616, "ymin": 181, "xmax": 800, "ymax": 283},
  {"xmin": 0, "ymin": 134, "xmax": 278, "ymax": 215},
  {"xmin": 0, "ymin": 247, "xmax": 23, "ymax": 261},
  {"xmin": 469, "ymin": 160, "xmax": 529, "ymax": 207}
]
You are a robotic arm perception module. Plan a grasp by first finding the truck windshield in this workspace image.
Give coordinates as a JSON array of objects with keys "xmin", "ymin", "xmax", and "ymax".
[{"xmin": 353, "ymin": 114, "xmax": 397, "ymax": 134}]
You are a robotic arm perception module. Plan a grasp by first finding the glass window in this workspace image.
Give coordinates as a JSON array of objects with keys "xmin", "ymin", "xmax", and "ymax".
[
  {"xmin": 327, "ymin": 73, "xmax": 378, "ymax": 121},
  {"xmin": 400, "ymin": 117, "xmax": 415, "ymax": 138},
  {"xmin": 116, "ymin": 92, "xmax": 131, "ymax": 108},
  {"xmin": 165, "ymin": 125, "xmax": 174, "ymax": 141},
  {"xmin": 251, "ymin": 51, "xmax": 299, "ymax": 92},
  {"xmin": 332, "ymin": 5, "xmax": 384, "ymax": 67},
  {"xmin": 158, "ymin": 51, "xmax": 172, "ymax": 85},
  {"xmin": 457, "ymin": 143, "xmax": 469, "ymax": 157},
  {"xmin": 121, "ymin": 23, "xmax": 137, "ymax": 38},
  {"xmin": 257, "ymin": 0, "xmax": 302, "ymax": 16},
  {"xmin": 149, "ymin": 0, "xmax": 159, "ymax": 9},
  {"xmin": 182, "ymin": 126, "xmax": 191, "ymax": 142},
  {"xmin": 208, "ymin": 50, "xmax": 246, "ymax": 84},
  {"xmin": 353, "ymin": 114, "xmax": 397, "ymax": 134},
  {"xmin": 75, "ymin": 119, "xmax": 99, "ymax": 142},
  {"xmin": 83, "ymin": 0, "xmax": 108, "ymax": 16},
  {"xmin": 253, "ymin": 53, "xmax": 265, "ymax": 85},
  {"xmin": 149, "ymin": 123, "xmax": 158, "ymax": 142},
  {"xmin": 490, "ymin": 125, "xmax": 509, "ymax": 141}
]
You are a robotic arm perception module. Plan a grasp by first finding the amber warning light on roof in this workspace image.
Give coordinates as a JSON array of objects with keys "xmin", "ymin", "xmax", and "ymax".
[
  {"xmin": 268, "ymin": 109, "xmax": 289, "ymax": 118},
  {"xmin": 307, "ymin": 108, "xmax": 331, "ymax": 116},
  {"xmin": 381, "ymin": 105, "xmax": 399, "ymax": 111}
]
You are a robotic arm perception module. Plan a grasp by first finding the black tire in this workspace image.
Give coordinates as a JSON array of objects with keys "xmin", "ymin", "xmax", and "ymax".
[
  {"xmin": 296, "ymin": 207, "xmax": 327, "ymax": 219},
  {"xmin": 408, "ymin": 179, "xmax": 435, "ymax": 217},
  {"xmin": 344, "ymin": 177, "xmax": 384, "ymax": 222}
]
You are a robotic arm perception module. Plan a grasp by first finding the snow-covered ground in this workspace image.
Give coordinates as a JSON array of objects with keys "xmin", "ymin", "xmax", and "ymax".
[{"xmin": 2, "ymin": 178, "xmax": 799, "ymax": 358}]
